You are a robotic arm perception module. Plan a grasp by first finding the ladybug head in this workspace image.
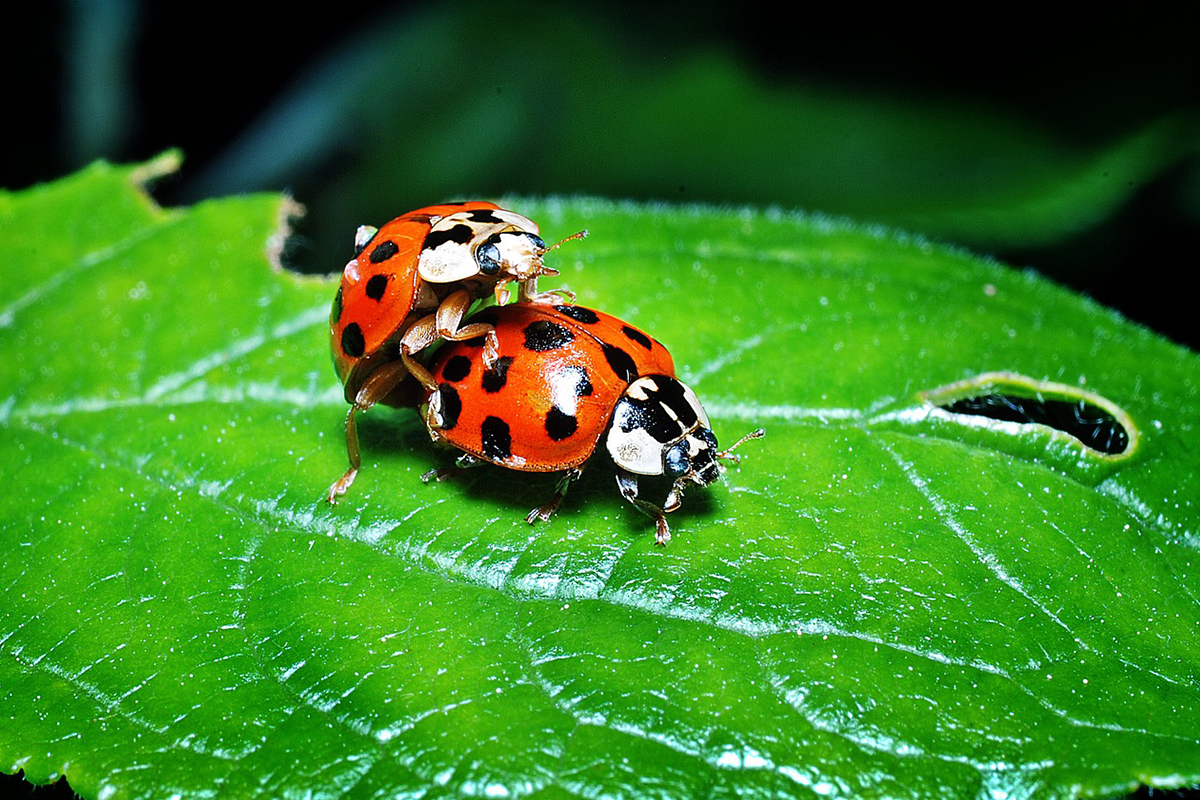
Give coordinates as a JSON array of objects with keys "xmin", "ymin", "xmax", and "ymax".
[
  {"xmin": 606, "ymin": 375, "xmax": 764, "ymax": 512},
  {"xmin": 476, "ymin": 231, "xmax": 553, "ymax": 278},
  {"xmin": 606, "ymin": 376, "xmax": 720, "ymax": 485}
]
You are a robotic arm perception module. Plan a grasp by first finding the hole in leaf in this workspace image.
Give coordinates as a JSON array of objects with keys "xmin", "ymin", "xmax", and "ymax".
[
  {"xmin": 920, "ymin": 371, "xmax": 1138, "ymax": 460},
  {"xmin": 940, "ymin": 394, "xmax": 1128, "ymax": 455}
]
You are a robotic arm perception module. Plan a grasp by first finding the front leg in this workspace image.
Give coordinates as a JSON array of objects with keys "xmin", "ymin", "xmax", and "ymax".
[
  {"xmin": 520, "ymin": 282, "xmax": 576, "ymax": 305},
  {"xmin": 433, "ymin": 289, "xmax": 501, "ymax": 365},
  {"xmin": 400, "ymin": 290, "xmax": 502, "ymax": 388},
  {"xmin": 615, "ymin": 471, "xmax": 671, "ymax": 546}
]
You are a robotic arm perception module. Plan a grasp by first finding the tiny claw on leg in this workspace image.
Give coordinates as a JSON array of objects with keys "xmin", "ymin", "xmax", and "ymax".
[
  {"xmin": 326, "ymin": 467, "xmax": 358, "ymax": 504},
  {"xmin": 482, "ymin": 330, "xmax": 501, "ymax": 368},
  {"xmin": 616, "ymin": 470, "xmax": 674, "ymax": 546},
  {"xmin": 521, "ymin": 285, "xmax": 575, "ymax": 305},
  {"xmin": 493, "ymin": 280, "xmax": 513, "ymax": 307},
  {"xmin": 526, "ymin": 468, "xmax": 582, "ymax": 524},
  {"xmin": 654, "ymin": 515, "xmax": 672, "ymax": 547},
  {"xmin": 421, "ymin": 467, "xmax": 454, "ymax": 484},
  {"xmin": 525, "ymin": 502, "xmax": 558, "ymax": 524}
]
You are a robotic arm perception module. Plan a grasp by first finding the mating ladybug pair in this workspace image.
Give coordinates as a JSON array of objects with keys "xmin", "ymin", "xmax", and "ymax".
[{"xmin": 327, "ymin": 202, "xmax": 761, "ymax": 545}]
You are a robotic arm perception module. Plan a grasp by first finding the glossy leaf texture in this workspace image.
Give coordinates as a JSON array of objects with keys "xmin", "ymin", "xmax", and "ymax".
[{"xmin": 2, "ymin": 159, "xmax": 1199, "ymax": 800}]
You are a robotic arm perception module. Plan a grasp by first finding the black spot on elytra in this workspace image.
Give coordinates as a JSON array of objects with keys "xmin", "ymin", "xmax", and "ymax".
[
  {"xmin": 331, "ymin": 285, "xmax": 344, "ymax": 323},
  {"xmin": 340, "ymin": 323, "xmax": 365, "ymax": 358},
  {"xmin": 545, "ymin": 407, "xmax": 579, "ymax": 441},
  {"xmin": 622, "ymin": 325, "xmax": 653, "ymax": 350},
  {"xmin": 466, "ymin": 209, "xmax": 505, "ymax": 224},
  {"xmin": 435, "ymin": 384, "xmax": 462, "ymax": 430},
  {"xmin": 481, "ymin": 416, "xmax": 512, "ymax": 460},
  {"xmin": 424, "ymin": 223, "xmax": 475, "ymax": 250},
  {"xmin": 369, "ymin": 240, "xmax": 399, "ymax": 263},
  {"xmin": 524, "ymin": 320, "xmax": 574, "ymax": 352},
  {"xmin": 554, "ymin": 305, "xmax": 599, "ymax": 324},
  {"xmin": 365, "ymin": 274, "xmax": 388, "ymax": 301},
  {"xmin": 481, "ymin": 356, "xmax": 514, "ymax": 393},
  {"xmin": 602, "ymin": 343, "xmax": 638, "ymax": 382},
  {"xmin": 442, "ymin": 355, "xmax": 472, "ymax": 383}
]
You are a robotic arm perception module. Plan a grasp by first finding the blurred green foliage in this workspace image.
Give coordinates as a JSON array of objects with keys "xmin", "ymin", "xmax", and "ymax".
[
  {"xmin": 179, "ymin": 7, "xmax": 1199, "ymax": 269},
  {"xmin": 13, "ymin": 4, "xmax": 1199, "ymax": 347}
]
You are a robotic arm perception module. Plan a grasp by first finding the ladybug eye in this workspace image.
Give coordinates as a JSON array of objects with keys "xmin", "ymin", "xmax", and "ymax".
[
  {"xmin": 476, "ymin": 241, "xmax": 502, "ymax": 275},
  {"xmin": 527, "ymin": 234, "xmax": 547, "ymax": 253},
  {"xmin": 664, "ymin": 441, "xmax": 690, "ymax": 478}
]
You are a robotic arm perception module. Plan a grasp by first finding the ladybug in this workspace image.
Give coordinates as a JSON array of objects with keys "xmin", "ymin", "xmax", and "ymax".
[
  {"xmin": 327, "ymin": 201, "xmax": 581, "ymax": 503},
  {"xmin": 419, "ymin": 304, "xmax": 764, "ymax": 545}
]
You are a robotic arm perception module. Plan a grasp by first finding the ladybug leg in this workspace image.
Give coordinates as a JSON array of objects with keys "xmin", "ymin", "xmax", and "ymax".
[
  {"xmin": 520, "ymin": 282, "xmax": 576, "ymax": 305},
  {"xmin": 615, "ymin": 471, "xmax": 672, "ymax": 546},
  {"xmin": 326, "ymin": 359, "xmax": 411, "ymax": 504},
  {"xmin": 526, "ymin": 467, "xmax": 584, "ymax": 525},
  {"xmin": 398, "ymin": 315, "xmax": 440, "ymax": 392},
  {"xmin": 434, "ymin": 289, "xmax": 501, "ymax": 364},
  {"xmin": 493, "ymin": 279, "xmax": 514, "ymax": 307},
  {"xmin": 421, "ymin": 453, "xmax": 482, "ymax": 484},
  {"xmin": 401, "ymin": 291, "xmax": 502, "ymax": 380},
  {"xmin": 398, "ymin": 314, "xmax": 496, "ymax": 394},
  {"xmin": 498, "ymin": 279, "xmax": 572, "ymax": 306},
  {"xmin": 663, "ymin": 477, "xmax": 689, "ymax": 514}
]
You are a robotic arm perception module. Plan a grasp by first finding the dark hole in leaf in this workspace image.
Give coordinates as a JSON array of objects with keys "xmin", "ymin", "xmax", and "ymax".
[{"xmin": 939, "ymin": 394, "xmax": 1130, "ymax": 455}]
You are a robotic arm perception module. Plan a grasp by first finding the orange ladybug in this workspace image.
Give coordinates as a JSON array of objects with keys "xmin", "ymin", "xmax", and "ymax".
[{"xmin": 419, "ymin": 304, "xmax": 763, "ymax": 545}]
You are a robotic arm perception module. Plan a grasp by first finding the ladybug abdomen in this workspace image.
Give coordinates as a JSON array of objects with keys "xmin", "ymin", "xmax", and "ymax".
[{"xmin": 424, "ymin": 304, "xmax": 675, "ymax": 472}]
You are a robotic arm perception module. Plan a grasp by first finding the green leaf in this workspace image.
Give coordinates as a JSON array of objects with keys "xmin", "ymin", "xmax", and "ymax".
[{"xmin": 3, "ymin": 159, "xmax": 1199, "ymax": 800}]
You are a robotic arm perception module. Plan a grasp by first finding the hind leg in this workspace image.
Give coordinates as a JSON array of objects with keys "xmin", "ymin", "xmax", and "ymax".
[{"xmin": 327, "ymin": 359, "xmax": 411, "ymax": 503}]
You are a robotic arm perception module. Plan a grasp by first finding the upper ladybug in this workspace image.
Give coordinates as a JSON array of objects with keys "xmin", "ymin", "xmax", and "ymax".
[
  {"xmin": 327, "ymin": 201, "xmax": 578, "ymax": 503},
  {"xmin": 419, "ymin": 303, "xmax": 763, "ymax": 545}
]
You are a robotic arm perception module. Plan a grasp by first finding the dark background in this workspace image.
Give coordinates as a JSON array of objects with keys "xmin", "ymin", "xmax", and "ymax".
[
  {"xmin": 5, "ymin": 5, "xmax": 1199, "ymax": 351},
  {"xmin": 2, "ymin": 4, "xmax": 1198, "ymax": 798}
]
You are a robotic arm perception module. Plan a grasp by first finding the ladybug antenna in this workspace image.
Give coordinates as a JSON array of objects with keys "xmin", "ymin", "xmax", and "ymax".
[
  {"xmin": 717, "ymin": 427, "xmax": 765, "ymax": 465},
  {"xmin": 542, "ymin": 229, "xmax": 589, "ymax": 254}
]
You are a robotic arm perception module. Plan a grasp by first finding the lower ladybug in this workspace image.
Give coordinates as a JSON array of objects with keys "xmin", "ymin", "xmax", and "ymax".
[{"xmin": 419, "ymin": 304, "xmax": 763, "ymax": 545}]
